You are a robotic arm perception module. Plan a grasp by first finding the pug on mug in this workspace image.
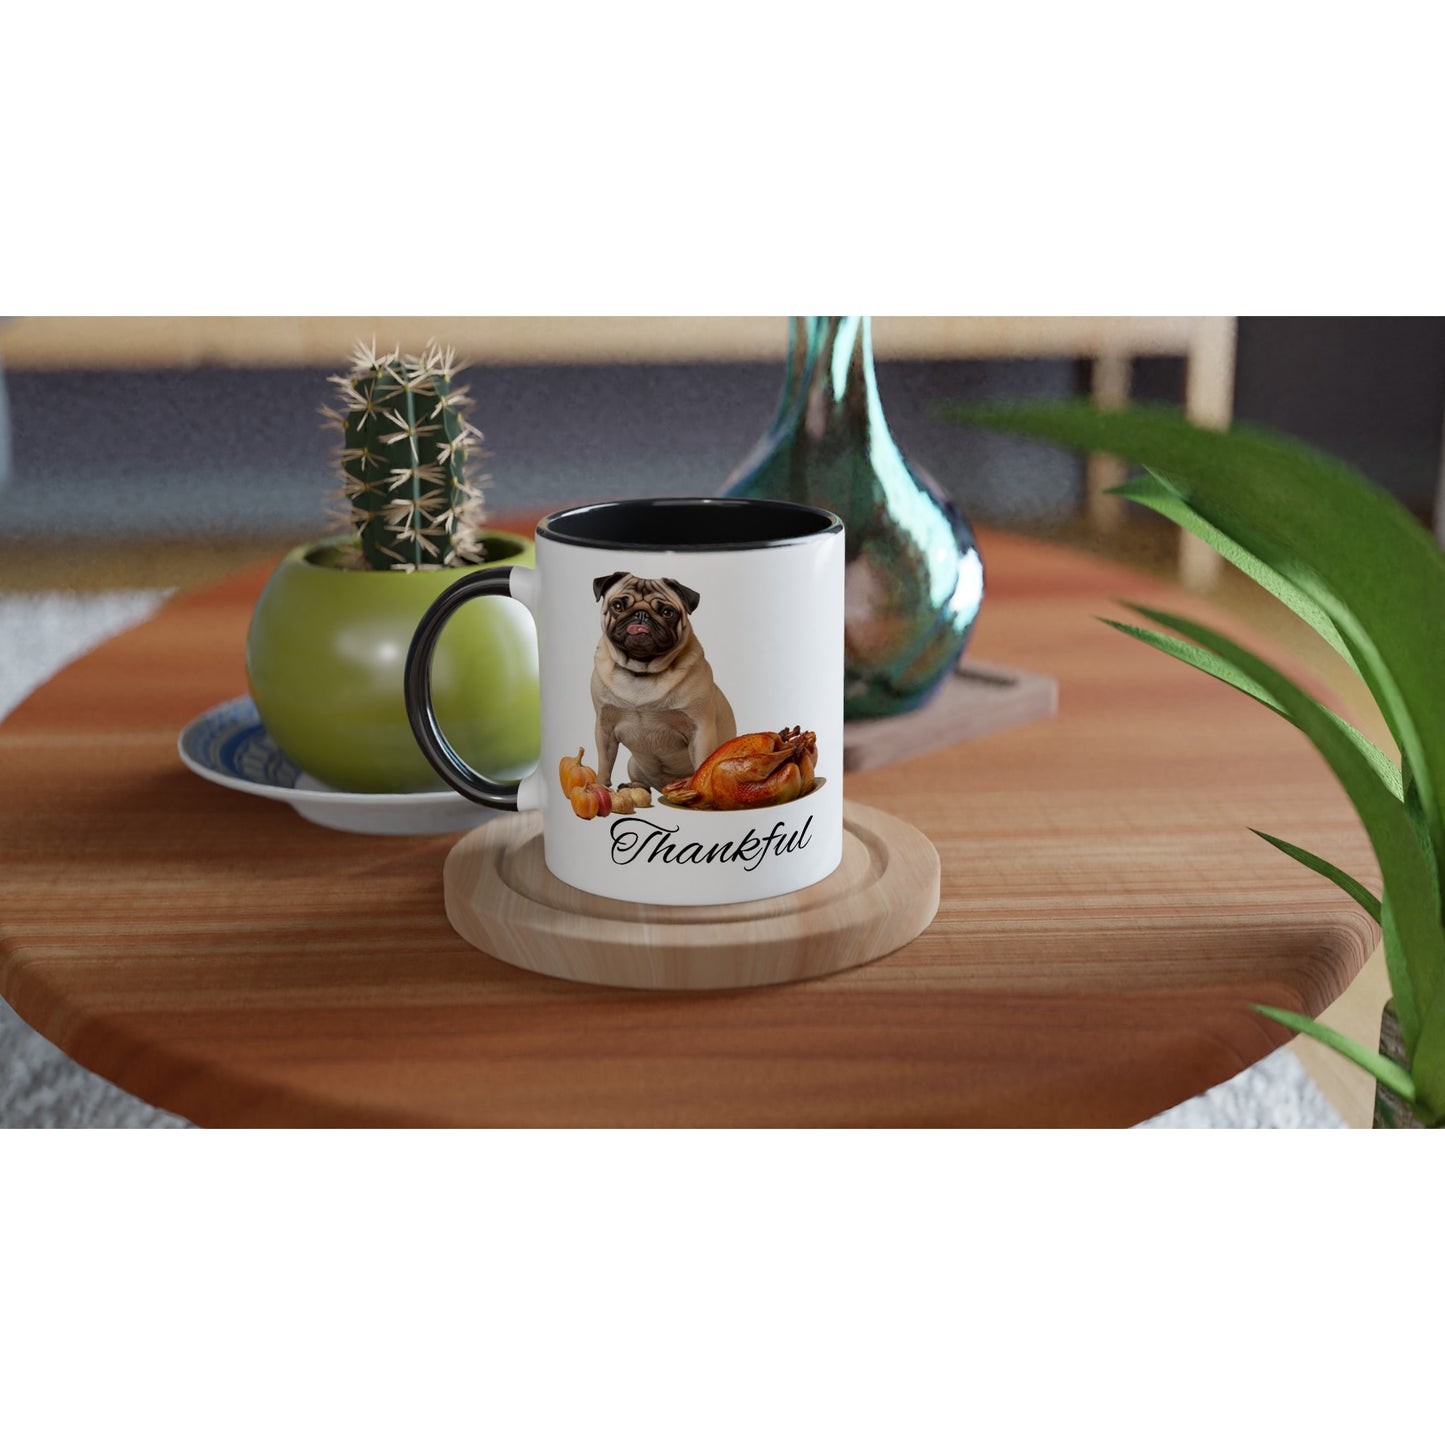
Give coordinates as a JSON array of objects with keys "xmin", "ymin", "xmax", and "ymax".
[{"xmin": 591, "ymin": 572, "xmax": 737, "ymax": 794}]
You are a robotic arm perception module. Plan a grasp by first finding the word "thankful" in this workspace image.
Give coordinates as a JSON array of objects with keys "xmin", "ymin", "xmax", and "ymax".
[{"xmin": 608, "ymin": 814, "xmax": 814, "ymax": 872}]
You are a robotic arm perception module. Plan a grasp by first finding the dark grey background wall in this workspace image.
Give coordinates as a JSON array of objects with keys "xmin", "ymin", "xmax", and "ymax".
[
  {"xmin": 0, "ymin": 358, "xmax": 1080, "ymax": 540},
  {"xmin": 1136, "ymin": 317, "xmax": 1445, "ymax": 519},
  {"xmin": 4, "ymin": 319, "xmax": 1442, "ymax": 545}
]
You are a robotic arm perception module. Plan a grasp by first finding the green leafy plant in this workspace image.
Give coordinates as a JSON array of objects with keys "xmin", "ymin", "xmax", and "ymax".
[
  {"xmin": 324, "ymin": 340, "xmax": 488, "ymax": 571},
  {"xmin": 942, "ymin": 399, "xmax": 1445, "ymax": 1126}
]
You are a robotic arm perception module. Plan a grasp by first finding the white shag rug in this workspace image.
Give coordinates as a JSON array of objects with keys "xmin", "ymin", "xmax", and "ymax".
[{"xmin": 0, "ymin": 592, "xmax": 1343, "ymax": 1128}]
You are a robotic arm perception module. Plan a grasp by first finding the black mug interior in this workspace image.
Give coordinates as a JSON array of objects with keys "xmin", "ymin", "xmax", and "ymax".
[{"xmin": 537, "ymin": 497, "xmax": 841, "ymax": 551}]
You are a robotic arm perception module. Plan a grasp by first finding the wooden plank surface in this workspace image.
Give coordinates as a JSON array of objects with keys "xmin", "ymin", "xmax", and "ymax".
[{"xmin": 0, "ymin": 525, "xmax": 1379, "ymax": 1126}]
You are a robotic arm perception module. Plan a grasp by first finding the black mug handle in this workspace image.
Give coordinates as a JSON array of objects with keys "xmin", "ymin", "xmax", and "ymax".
[{"xmin": 404, "ymin": 565, "xmax": 525, "ymax": 811}]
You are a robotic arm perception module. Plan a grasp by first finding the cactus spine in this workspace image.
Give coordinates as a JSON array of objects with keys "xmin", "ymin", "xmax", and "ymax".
[{"xmin": 327, "ymin": 340, "xmax": 488, "ymax": 571}]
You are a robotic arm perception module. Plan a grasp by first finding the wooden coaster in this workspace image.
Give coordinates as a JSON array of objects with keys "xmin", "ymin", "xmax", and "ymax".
[
  {"xmin": 843, "ymin": 658, "xmax": 1057, "ymax": 773},
  {"xmin": 443, "ymin": 800, "xmax": 940, "ymax": 990}
]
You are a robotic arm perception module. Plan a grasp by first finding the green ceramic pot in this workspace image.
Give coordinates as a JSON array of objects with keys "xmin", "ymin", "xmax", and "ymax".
[{"xmin": 246, "ymin": 532, "xmax": 540, "ymax": 794}]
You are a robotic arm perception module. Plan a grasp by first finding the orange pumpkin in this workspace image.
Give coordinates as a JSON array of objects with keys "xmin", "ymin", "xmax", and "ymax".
[{"xmin": 559, "ymin": 746, "xmax": 597, "ymax": 795}]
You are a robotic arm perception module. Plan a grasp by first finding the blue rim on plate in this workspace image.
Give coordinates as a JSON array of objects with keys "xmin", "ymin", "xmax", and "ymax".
[
  {"xmin": 180, "ymin": 696, "xmax": 305, "ymax": 797},
  {"xmin": 177, "ymin": 697, "xmax": 501, "ymax": 834}
]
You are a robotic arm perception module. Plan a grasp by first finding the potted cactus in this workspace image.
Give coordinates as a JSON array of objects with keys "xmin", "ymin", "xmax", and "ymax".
[{"xmin": 246, "ymin": 341, "xmax": 540, "ymax": 793}]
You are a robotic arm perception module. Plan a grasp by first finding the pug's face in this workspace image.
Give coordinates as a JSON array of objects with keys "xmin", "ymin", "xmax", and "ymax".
[{"xmin": 594, "ymin": 572, "xmax": 701, "ymax": 664}]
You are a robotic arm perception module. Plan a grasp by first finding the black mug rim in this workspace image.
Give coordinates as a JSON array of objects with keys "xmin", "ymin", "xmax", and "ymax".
[{"xmin": 535, "ymin": 497, "xmax": 843, "ymax": 552}]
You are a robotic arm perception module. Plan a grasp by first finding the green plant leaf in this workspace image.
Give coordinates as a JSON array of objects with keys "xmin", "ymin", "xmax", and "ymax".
[
  {"xmin": 1401, "ymin": 761, "xmax": 1441, "ymax": 916},
  {"xmin": 1126, "ymin": 604, "xmax": 1438, "ymax": 1066},
  {"xmin": 1403, "ymin": 921, "xmax": 1445, "ymax": 1113},
  {"xmin": 1379, "ymin": 890, "xmax": 1424, "ymax": 1084},
  {"xmin": 949, "ymin": 402, "xmax": 1445, "ymax": 876},
  {"xmin": 1253, "ymin": 1005, "xmax": 1422, "ymax": 1109},
  {"xmin": 1250, "ymin": 831, "xmax": 1382, "ymax": 923},
  {"xmin": 1111, "ymin": 468, "xmax": 1356, "ymax": 667},
  {"xmin": 1102, "ymin": 617, "xmax": 1401, "ymax": 799}
]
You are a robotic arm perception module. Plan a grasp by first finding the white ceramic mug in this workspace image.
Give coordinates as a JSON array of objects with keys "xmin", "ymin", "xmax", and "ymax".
[{"xmin": 405, "ymin": 497, "xmax": 844, "ymax": 905}]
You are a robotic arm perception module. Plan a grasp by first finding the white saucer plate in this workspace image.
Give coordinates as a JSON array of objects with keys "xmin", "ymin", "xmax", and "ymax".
[{"xmin": 178, "ymin": 696, "xmax": 507, "ymax": 836}]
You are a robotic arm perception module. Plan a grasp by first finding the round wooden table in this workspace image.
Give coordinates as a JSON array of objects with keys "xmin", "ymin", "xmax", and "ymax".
[{"xmin": 0, "ymin": 525, "xmax": 1379, "ymax": 1126}]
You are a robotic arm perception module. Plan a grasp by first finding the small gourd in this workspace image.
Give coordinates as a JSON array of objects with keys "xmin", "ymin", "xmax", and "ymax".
[{"xmin": 560, "ymin": 747, "xmax": 597, "ymax": 796}]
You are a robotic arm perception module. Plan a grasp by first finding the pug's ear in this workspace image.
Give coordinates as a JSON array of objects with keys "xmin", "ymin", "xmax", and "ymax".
[
  {"xmin": 593, "ymin": 572, "xmax": 628, "ymax": 601},
  {"xmin": 663, "ymin": 579, "xmax": 701, "ymax": 614}
]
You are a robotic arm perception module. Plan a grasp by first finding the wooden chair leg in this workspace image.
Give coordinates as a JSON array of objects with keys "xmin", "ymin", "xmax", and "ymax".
[
  {"xmin": 1180, "ymin": 319, "xmax": 1239, "ymax": 589},
  {"xmin": 1086, "ymin": 352, "xmax": 1131, "ymax": 531}
]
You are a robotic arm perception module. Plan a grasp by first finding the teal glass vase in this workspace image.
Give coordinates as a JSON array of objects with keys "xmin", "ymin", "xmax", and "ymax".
[{"xmin": 724, "ymin": 316, "xmax": 984, "ymax": 719}]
